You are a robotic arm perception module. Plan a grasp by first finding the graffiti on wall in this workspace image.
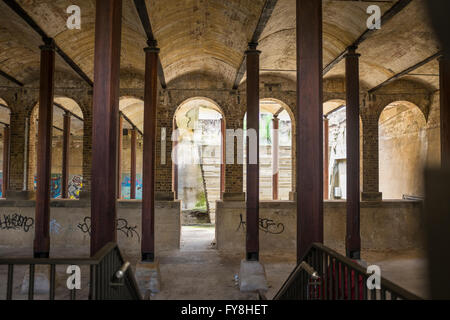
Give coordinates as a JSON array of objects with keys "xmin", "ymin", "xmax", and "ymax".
[
  {"xmin": 236, "ymin": 214, "xmax": 285, "ymax": 235},
  {"xmin": 77, "ymin": 216, "xmax": 140, "ymax": 241},
  {"xmin": 34, "ymin": 174, "xmax": 83, "ymax": 199},
  {"xmin": 0, "ymin": 213, "xmax": 34, "ymax": 232},
  {"xmin": 120, "ymin": 174, "xmax": 143, "ymax": 199},
  {"xmin": 68, "ymin": 175, "xmax": 83, "ymax": 199}
]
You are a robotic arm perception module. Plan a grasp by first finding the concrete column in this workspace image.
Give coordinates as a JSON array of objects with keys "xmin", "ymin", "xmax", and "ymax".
[
  {"xmin": 117, "ymin": 115, "xmax": 123, "ymax": 199},
  {"xmin": 361, "ymin": 109, "xmax": 382, "ymax": 201},
  {"xmin": 323, "ymin": 117, "xmax": 329, "ymax": 200},
  {"xmin": 296, "ymin": 0, "xmax": 324, "ymax": 261},
  {"xmin": 90, "ymin": 0, "xmax": 122, "ymax": 256},
  {"xmin": 130, "ymin": 128, "xmax": 137, "ymax": 199},
  {"xmin": 61, "ymin": 112, "xmax": 70, "ymax": 199},
  {"xmin": 246, "ymin": 42, "xmax": 261, "ymax": 261},
  {"xmin": 142, "ymin": 41, "xmax": 159, "ymax": 262},
  {"xmin": 2, "ymin": 125, "xmax": 9, "ymax": 198},
  {"xmin": 34, "ymin": 38, "xmax": 55, "ymax": 258},
  {"xmin": 272, "ymin": 115, "xmax": 279, "ymax": 200},
  {"xmin": 345, "ymin": 46, "xmax": 361, "ymax": 259},
  {"xmin": 440, "ymin": 56, "xmax": 450, "ymax": 168}
]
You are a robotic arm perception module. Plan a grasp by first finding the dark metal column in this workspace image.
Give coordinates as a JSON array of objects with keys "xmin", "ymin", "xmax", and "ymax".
[
  {"xmin": 345, "ymin": 46, "xmax": 361, "ymax": 259},
  {"xmin": 34, "ymin": 38, "xmax": 55, "ymax": 258},
  {"xmin": 246, "ymin": 42, "xmax": 261, "ymax": 261},
  {"xmin": 130, "ymin": 128, "xmax": 137, "ymax": 199},
  {"xmin": 440, "ymin": 56, "xmax": 450, "ymax": 168},
  {"xmin": 272, "ymin": 115, "xmax": 279, "ymax": 200},
  {"xmin": 2, "ymin": 125, "xmax": 9, "ymax": 198},
  {"xmin": 61, "ymin": 112, "xmax": 70, "ymax": 199},
  {"xmin": 142, "ymin": 41, "xmax": 159, "ymax": 262},
  {"xmin": 296, "ymin": 0, "xmax": 324, "ymax": 261},
  {"xmin": 90, "ymin": 0, "xmax": 122, "ymax": 256}
]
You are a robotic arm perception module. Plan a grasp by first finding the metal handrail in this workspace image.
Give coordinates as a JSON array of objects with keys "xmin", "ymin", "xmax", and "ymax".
[
  {"xmin": 0, "ymin": 242, "xmax": 142, "ymax": 300},
  {"xmin": 274, "ymin": 243, "xmax": 422, "ymax": 300}
]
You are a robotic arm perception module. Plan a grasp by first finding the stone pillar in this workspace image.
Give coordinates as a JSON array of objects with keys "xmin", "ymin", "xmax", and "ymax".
[
  {"xmin": 142, "ymin": 41, "xmax": 159, "ymax": 262},
  {"xmin": 61, "ymin": 112, "xmax": 70, "ymax": 199},
  {"xmin": 220, "ymin": 118, "xmax": 225, "ymax": 199},
  {"xmin": 2, "ymin": 125, "xmax": 9, "ymax": 198},
  {"xmin": 130, "ymin": 128, "xmax": 137, "ymax": 199},
  {"xmin": 296, "ymin": 0, "xmax": 324, "ymax": 261},
  {"xmin": 440, "ymin": 56, "xmax": 450, "ymax": 168},
  {"xmin": 117, "ymin": 115, "xmax": 123, "ymax": 199},
  {"xmin": 172, "ymin": 119, "xmax": 178, "ymax": 199},
  {"xmin": 246, "ymin": 42, "xmax": 261, "ymax": 261},
  {"xmin": 6, "ymin": 110, "xmax": 29, "ymax": 198},
  {"xmin": 81, "ymin": 106, "xmax": 92, "ymax": 197},
  {"xmin": 223, "ymin": 118, "xmax": 245, "ymax": 201},
  {"xmin": 90, "ymin": 0, "xmax": 122, "ymax": 256},
  {"xmin": 34, "ymin": 39, "xmax": 55, "ymax": 258},
  {"xmin": 345, "ymin": 46, "xmax": 361, "ymax": 259},
  {"xmin": 323, "ymin": 117, "xmax": 329, "ymax": 200},
  {"xmin": 272, "ymin": 115, "xmax": 279, "ymax": 200},
  {"xmin": 361, "ymin": 106, "xmax": 382, "ymax": 201}
]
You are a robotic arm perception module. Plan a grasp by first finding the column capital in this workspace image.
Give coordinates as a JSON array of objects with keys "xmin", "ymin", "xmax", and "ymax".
[
  {"xmin": 345, "ymin": 45, "xmax": 360, "ymax": 58},
  {"xmin": 39, "ymin": 37, "xmax": 55, "ymax": 51},
  {"xmin": 145, "ymin": 39, "xmax": 160, "ymax": 53},
  {"xmin": 245, "ymin": 42, "xmax": 261, "ymax": 55}
]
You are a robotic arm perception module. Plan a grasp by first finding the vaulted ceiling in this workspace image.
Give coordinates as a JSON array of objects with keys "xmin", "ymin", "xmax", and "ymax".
[{"xmin": 0, "ymin": 0, "xmax": 442, "ymax": 94}]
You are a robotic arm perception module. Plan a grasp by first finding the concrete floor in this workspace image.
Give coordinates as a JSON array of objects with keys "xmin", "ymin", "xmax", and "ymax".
[{"xmin": 0, "ymin": 227, "xmax": 430, "ymax": 300}]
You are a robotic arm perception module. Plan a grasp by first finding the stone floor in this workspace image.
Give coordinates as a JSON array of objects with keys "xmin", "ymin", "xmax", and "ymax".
[{"xmin": 0, "ymin": 226, "xmax": 430, "ymax": 300}]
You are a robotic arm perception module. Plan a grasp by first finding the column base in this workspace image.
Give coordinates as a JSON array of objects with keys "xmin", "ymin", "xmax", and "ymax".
[
  {"xmin": 6, "ymin": 190, "xmax": 35, "ymax": 200},
  {"xmin": 222, "ymin": 192, "xmax": 245, "ymax": 201},
  {"xmin": 142, "ymin": 252, "xmax": 155, "ymax": 262},
  {"xmin": 361, "ymin": 192, "xmax": 382, "ymax": 201},
  {"xmin": 33, "ymin": 252, "xmax": 50, "ymax": 259},
  {"xmin": 135, "ymin": 259, "xmax": 161, "ymax": 296},
  {"xmin": 239, "ymin": 259, "xmax": 268, "ymax": 293}
]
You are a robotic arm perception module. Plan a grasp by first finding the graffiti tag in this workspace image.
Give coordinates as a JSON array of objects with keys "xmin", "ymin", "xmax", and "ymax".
[
  {"xmin": 77, "ymin": 217, "xmax": 140, "ymax": 241},
  {"xmin": 0, "ymin": 214, "xmax": 34, "ymax": 232},
  {"xmin": 236, "ymin": 214, "xmax": 285, "ymax": 235}
]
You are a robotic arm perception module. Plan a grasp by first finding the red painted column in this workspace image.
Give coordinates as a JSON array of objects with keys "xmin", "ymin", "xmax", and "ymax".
[
  {"xmin": 296, "ymin": 0, "xmax": 324, "ymax": 261},
  {"xmin": 34, "ymin": 38, "xmax": 55, "ymax": 258},
  {"xmin": 323, "ymin": 117, "xmax": 329, "ymax": 200},
  {"xmin": 61, "ymin": 112, "xmax": 70, "ymax": 199},
  {"xmin": 142, "ymin": 40, "xmax": 159, "ymax": 262},
  {"xmin": 220, "ymin": 118, "xmax": 225, "ymax": 199},
  {"xmin": 117, "ymin": 115, "xmax": 123, "ymax": 199},
  {"xmin": 272, "ymin": 115, "xmax": 279, "ymax": 200},
  {"xmin": 345, "ymin": 46, "xmax": 361, "ymax": 259},
  {"xmin": 130, "ymin": 128, "xmax": 137, "ymax": 199},
  {"xmin": 90, "ymin": 0, "xmax": 122, "ymax": 256},
  {"xmin": 440, "ymin": 56, "xmax": 450, "ymax": 168},
  {"xmin": 2, "ymin": 126, "xmax": 9, "ymax": 198},
  {"xmin": 246, "ymin": 42, "xmax": 261, "ymax": 261}
]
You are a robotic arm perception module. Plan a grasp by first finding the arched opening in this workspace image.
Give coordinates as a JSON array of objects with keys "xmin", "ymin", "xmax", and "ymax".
[
  {"xmin": 0, "ymin": 98, "xmax": 10, "ymax": 198},
  {"xmin": 379, "ymin": 101, "xmax": 427, "ymax": 199},
  {"xmin": 119, "ymin": 97, "xmax": 144, "ymax": 200},
  {"xmin": 174, "ymin": 97, "xmax": 224, "ymax": 250},
  {"xmin": 323, "ymin": 100, "xmax": 363, "ymax": 200},
  {"xmin": 28, "ymin": 97, "xmax": 84, "ymax": 199},
  {"xmin": 243, "ymin": 99, "xmax": 293, "ymax": 200}
]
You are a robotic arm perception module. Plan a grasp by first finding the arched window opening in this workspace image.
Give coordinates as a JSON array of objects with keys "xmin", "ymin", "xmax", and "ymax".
[
  {"xmin": 379, "ymin": 102, "xmax": 427, "ymax": 199},
  {"xmin": 243, "ymin": 99, "xmax": 293, "ymax": 201}
]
